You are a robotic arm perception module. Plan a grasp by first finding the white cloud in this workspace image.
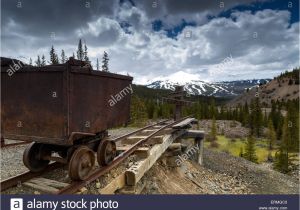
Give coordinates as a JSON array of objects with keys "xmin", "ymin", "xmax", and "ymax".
[
  {"xmin": 102, "ymin": 8, "xmax": 299, "ymax": 83},
  {"xmin": 1, "ymin": 2, "xmax": 298, "ymax": 84}
]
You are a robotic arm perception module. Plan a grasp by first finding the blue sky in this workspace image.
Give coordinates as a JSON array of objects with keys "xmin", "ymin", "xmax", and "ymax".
[{"xmin": 1, "ymin": 0, "xmax": 299, "ymax": 83}]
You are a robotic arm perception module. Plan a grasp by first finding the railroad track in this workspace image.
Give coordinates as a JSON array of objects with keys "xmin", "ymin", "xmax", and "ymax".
[
  {"xmin": 0, "ymin": 140, "xmax": 29, "ymax": 148},
  {"xmin": 1, "ymin": 117, "xmax": 189, "ymax": 194}
]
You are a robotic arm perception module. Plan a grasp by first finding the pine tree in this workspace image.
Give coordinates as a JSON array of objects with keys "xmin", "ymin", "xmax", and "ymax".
[
  {"xmin": 249, "ymin": 97, "xmax": 263, "ymax": 137},
  {"xmin": 35, "ymin": 55, "xmax": 41, "ymax": 67},
  {"xmin": 208, "ymin": 117, "xmax": 218, "ymax": 148},
  {"xmin": 61, "ymin": 50, "xmax": 67, "ymax": 63},
  {"xmin": 273, "ymin": 117, "xmax": 296, "ymax": 173},
  {"xmin": 286, "ymin": 103, "xmax": 299, "ymax": 151},
  {"xmin": 84, "ymin": 43, "xmax": 89, "ymax": 62},
  {"xmin": 153, "ymin": 106, "xmax": 158, "ymax": 120},
  {"xmin": 210, "ymin": 117, "xmax": 217, "ymax": 141},
  {"xmin": 72, "ymin": 52, "xmax": 75, "ymax": 58},
  {"xmin": 130, "ymin": 95, "xmax": 148, "ymax": 126},
  {"xmin": 102, "ymin": 51, "xmax": 109, "ymax": 72},
  {"xmin": 146, "ymin": 100, "xmax": 155, "ymax": 119},
  {"xmin": 263, "ymin": 109, "xmax": 268, "ymax": 127},
  {"xmin": 267, "ymin": 119, "xmax": 276, "ymax": 150},
  {"xmin": 50, "ymin": 45, "xmax": 59, "ymax": 64},
  {"xmin": 239, "ymin": 147, "xmax": 244, "ymax": 157},
  {"xmin": 244, "ymin": 136, "xmax": 258, "ymax": 163},
  {"xmin": 77, "ymin": 39, "xmax": 84, "ymax": 61},
  {"xmin": 96, "ymin": 58, "xmax": 99, "ymax": 70},
  {"xmin": 274, "ymin": 144, "xmax": 289, "ymax": 173},
  {"xmin": 41, "ymin": 55, "xmax": 46, "ymax": 66}
]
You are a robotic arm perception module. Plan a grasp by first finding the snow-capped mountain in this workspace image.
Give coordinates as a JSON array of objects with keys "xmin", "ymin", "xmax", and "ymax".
[{"xmin": 146, "ymin": 72, "xmax": 270, "ymax": 97}]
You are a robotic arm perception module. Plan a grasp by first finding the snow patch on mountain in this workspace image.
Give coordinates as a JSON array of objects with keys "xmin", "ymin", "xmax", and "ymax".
[{"xmin": 146, "ymin": 72, "xmax": 271, "ymax": 97}]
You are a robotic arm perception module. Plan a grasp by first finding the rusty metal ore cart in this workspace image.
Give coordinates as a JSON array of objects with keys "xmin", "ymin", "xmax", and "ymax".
[{"xmin": 1, "ymin": 58, "xmax": 133, "ymax": 180}]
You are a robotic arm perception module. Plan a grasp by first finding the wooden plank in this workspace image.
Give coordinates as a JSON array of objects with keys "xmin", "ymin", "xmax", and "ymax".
[
  {"xmin": 99, "ymin": 174, "xmax": 126, "ymax": 194},
  {"xmin": 153, "ymin": 125, "xmax": 163, "ymax": 128},
  {"xmin": 31, "ymin": 178, "xmax": 68, "ymax": 188},
  {"xmin": 141, "ymin": 128, "xmax": 172, "ymax": 133},
  {"xmin": 127, "ymin": 135, "xmax": 163, "ymax": 140},
  {"xmin": 141, "ymin": 129, "xmax": 159, "ymax": 133},
  {"xmin": 23, "ymin": 182, "xmax": 59, "ymax": 194},
  {"xmin": 172, "ymin": 118, "xmax": 197, "ymax": 129},
  {"xmin": 117, "ymin": 146, "xmax": 150, "ymax": 158},
  {"xmin": 125, "ymin": 130, "xmax": 185, "ymax": 186},
  {"xmin": 182, "ymin": 130, "xmax": 205, "ymax": 139},
  {"xmin": 118, "ymin": 181, "xmax": 146, "ymax": 194},
  {"xmin": 197, "ymin": 138, "xmax": 204, "ymax": 165},
  {"xmin": 122, "ymin": 135, "xmax": 164, "ymax": 145}
]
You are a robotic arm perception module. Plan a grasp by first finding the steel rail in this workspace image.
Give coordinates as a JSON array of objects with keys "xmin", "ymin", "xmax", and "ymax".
[
  {"xmin": 56, "ymin": 116, "xmax": 190, "ymax": 194},
  {"xmin": 0, "ymin": 162, "xmax": 64, "ymax": 192},
  {"xmin": 1, "ymin": 141, "xmax": 30, "ymax": 148},
  {"xmin": 111, "ymin": 119, "xmax": 170, "ymax": 142}
]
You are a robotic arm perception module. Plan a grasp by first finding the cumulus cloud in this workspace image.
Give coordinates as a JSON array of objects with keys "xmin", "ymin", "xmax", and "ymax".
[{"xmin": 1, "ymin": 0, "xmax": 299, "ymax": 84}]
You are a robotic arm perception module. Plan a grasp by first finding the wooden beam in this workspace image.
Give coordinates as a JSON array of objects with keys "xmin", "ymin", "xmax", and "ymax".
[
  {"xmin": 141, "ymin": 129, "xmax": 159, "ymax": 133},
  {"xmin": 172, "ymin": 118, "xmax": 198, "ymax": 129},
  {"xmin": 126, "ymin": 135, "xmax": 163, "ymax": 139},
  {"xmin": 99, "ymin": 174, "xmax": 126, "ymax": 194},
  {"xmin": 122, "ymin": 135, "xmax": 164, "ymax": 145},
  {"xmin": 30, "ymin": 178, "xmax": 68, "ymax": 188},
  {"xmin": 182, "ymin": 130, "xmax": 205, "ymax": 139},
  {"xmin": 117, "ymin": 145, "xmax": 150, "ymax": 158},
  {"xmin": 125, "ymin": 130, "xmax": 185, "ymax": 186},
  {"xmin": 23, "ymin": 182, "xmax": 59, "ymax": 194},
  {"xmin": 118, "ymin": 182, "xmax": 146, "ymax": 194}
]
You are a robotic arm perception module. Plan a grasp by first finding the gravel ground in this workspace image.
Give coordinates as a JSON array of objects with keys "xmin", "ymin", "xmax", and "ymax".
[
  {"xmin": 0, "ymin": 144, "xmax": 29, "ymax": 181},
  {"xmin": 140, "ymin": 148, "xmax": 299, "ymax": 194},
  {"xmin": 203, "ymin": 149, "xmax": 299, "ymax": 194}
]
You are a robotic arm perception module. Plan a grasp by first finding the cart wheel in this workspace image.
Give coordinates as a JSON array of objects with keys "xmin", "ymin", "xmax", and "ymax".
[
  {"xmin": 68, "ymin": 146, "xmax": 95, "ymax": 181},
  {"xmin": 97, "ymin": 139, "xmax": 116, "ymax": 166},
  {"xmin": 23, "ymin": 142, "xmax": 51, "ymax": 172},
  {"xmin": 58, "ymin": 150, "xmax": 68, "ymax": 159}
]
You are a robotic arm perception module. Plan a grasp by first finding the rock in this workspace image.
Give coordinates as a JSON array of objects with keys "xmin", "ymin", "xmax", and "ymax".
[
  {"xmin": 128, "ymin": 162, "xmax": 134, "ymax": 167},
  {"xmin": 187, "ymin": 173, "xmax": 193, "ymax": 179},
  {"xmin": 80, "ymin": 187, "xmax": 88, "ymax": 193},
  {"xmin": 96, "ymin": 182, "xmax": 101, "ymax": 189}
]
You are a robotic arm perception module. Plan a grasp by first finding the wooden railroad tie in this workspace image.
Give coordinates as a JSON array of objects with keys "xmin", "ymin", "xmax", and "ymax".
[
  {"xmin": 122, "ymin": 135, "xmax": 165, "ymax": 145},
  {"xmin": 117, "ymin": 145, "xmax": 150, "ymax": 158},
  {"xmin": 23, "ymin": 178, "xmax": 68, "ymax": 194}
]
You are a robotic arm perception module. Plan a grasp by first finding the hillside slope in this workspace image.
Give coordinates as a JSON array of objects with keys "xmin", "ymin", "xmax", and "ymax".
[
  {"xmin": 228, "ymin": 69, "xmax": 299, "ymax": 106},
  {"xmin": 140, "ymin": 149, "xmax": 298, "ymax": 194}
]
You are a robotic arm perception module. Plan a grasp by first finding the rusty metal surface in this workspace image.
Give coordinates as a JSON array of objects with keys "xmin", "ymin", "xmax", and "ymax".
[
  {"xmin": 68, "ymin": 71, "xmax": 132, "ymax": 143},
  {"xmin": 1, "ymin": 70, "xmax": 66, "ymax": 143},
  {"xmin": 1, "ymin": 59, "xmax": 133, "ymax": 145}
]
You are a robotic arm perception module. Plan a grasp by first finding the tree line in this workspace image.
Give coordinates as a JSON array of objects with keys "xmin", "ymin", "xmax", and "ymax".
[
  {"xmin": 130, "ymin": 84, "xmax": 299, "ymax": 174},
  {"xmin": 29, "ymin": 39, "xmax": 110, "ymax": 72}
]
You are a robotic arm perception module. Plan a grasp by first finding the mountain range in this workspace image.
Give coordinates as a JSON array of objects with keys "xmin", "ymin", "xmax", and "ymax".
[{"xmin": 145, "ymin": 71, "xmax": 270, "ymax": 97}]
